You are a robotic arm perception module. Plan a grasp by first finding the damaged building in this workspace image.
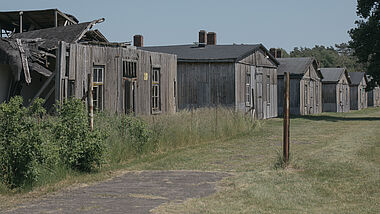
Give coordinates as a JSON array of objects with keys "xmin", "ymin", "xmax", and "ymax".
[{"xmin": 0, "ymin": 9, "xmax": 177, "ymax": 115}]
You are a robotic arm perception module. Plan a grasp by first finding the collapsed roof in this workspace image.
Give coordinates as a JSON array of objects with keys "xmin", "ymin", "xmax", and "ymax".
[{"xmin": 11, "ymin": 19, "xmax": 107, "ymax": 50}]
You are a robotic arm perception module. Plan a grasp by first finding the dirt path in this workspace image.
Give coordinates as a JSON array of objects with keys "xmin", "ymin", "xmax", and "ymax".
[{"xmin": 2, "ymin": 171, "xmax": 228, "ymax": 214}]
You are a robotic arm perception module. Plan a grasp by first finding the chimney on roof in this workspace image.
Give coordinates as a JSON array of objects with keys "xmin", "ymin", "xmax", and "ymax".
[
  {"xmin": 269, "ymin": 48, "xmax": 282, "ymax": 58},
  {"xmin": 199, "ymin": 30, "xmax": 207, "ymax": 45},
  {"xmin": 133, "ymin": 35, "xmax": 143, "ymax": 47},
  {"xmin": 276, "ymin": 49, "xmax": 282, "ymax": 58},
  {"xmin": 207, "ymin": 32, "xmax": 216, "ymax": 45},
  {"xmin": 270, "ymin": 48, "xmax": 276, "ymax": 58}
]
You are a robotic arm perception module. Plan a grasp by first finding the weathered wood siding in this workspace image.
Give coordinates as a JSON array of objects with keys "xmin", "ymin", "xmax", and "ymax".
[
  {"xmin": 368, "ymin": 87, "xmax": 380, "ymax": 107},
  {"xmin": 277, "ymin": 64, "xmax": 322, "ymax": 116},
  {"xmin": 237, "ymin": 50, "xmax": 278, "ymax": 119},
  {"xmin": 57, "ymin": 42, "xmax": 177, "ymax": 115},
  {"xmin": 322, "ymin": 74, "xmax": 350, "ymax": 112},
  {"xmin": 278, "ymin": 78, "xmax": 301, "ymax": 115},
  {"xmin": 177, "ymin": 62, "xmax": 235, "ymax": 109},
  {"xmin": 350, "ymin": 78, "xmax": 367, "ymax": 110}
]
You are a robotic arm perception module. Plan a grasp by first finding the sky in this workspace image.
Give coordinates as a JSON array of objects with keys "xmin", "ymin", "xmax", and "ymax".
[{"xmin": 2, "ymin": 0, "xmax": 359, "ymax": 52}]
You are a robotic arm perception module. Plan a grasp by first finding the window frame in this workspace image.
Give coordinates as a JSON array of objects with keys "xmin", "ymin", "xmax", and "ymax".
[
  {"xmin": 151, "ymin": 67, "xmax": 161, "ymax": 114},
  {"xmin": 92, "ymin": 65, "xmax": 105, "ymax": 111},
  {"xmin": 245, "ymin": 71, "xmax": 251, "ymax": 107}
]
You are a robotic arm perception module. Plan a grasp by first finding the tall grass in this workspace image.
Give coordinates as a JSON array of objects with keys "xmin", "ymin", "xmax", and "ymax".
[{"xmin": 96, "ymin": 107, "xmax": 259, "ymax": 164}]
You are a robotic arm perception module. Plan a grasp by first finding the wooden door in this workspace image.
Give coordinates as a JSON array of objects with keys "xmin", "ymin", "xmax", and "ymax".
[
  {"xmin": 250, "ymin": 66, "xmax": 256, "ymax": 116},
  {"xmin": 256, "ymin": 72, "xmax": 263, "ymax": 119},
  {"xmin": 124, "ymin": 79, "xmax": 136, "ymax": 114},
  {"xmin": 310, "ymin": 81, "xmax": 314, "ymax": 114}
]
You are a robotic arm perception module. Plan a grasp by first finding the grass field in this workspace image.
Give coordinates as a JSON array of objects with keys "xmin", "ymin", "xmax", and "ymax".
[{"xmin": 1, "ymin": 107, "xmax": 380, "ymax": 213}]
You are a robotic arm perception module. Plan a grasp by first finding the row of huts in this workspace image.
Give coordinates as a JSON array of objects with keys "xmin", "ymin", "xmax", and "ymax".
[{"xmin": 0, "ymin": 9, "xmax": 379, "ymax": 119}]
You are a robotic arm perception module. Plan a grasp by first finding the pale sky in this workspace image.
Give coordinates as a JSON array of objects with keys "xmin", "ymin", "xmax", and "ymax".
[{"xmin": 2, "ymin": 0, "xmax": 358, "ymax": 52}]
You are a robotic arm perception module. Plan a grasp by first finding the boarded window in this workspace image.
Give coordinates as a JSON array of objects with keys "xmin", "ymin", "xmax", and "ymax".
[
  {"xmin": 245, "ymin": 72, "xmax": 251, "ymax": 106},
  {"xmin": 123, "ymin": 60, "xmax": 137, "ymax": 78},
  {"xmin": 93, "ymin": 66, "xmax": 104, "ymax": 111},
  {"xmin": 151, "ymin": 67, "xmax": 161, "ymax": 113}
]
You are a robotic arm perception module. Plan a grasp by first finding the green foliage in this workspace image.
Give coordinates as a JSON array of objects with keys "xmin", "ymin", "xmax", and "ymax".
[
  {"xmin": 0, "ymin": 97, "xmax": 44, "ymax": 188},
  {"xmin": 349, "ymin": 0, "xmax": 380, "ymax": 83},
  {"xmin": 122, "ymin": 116, "xmax": 152, "ymax": 154},
  {"xmin": 289, "ymin": 45, "xmax": 366, "ymax": 72},
  {"xmin": 54, "ymin": 99, "xmax": 107, "ymax": 172}
]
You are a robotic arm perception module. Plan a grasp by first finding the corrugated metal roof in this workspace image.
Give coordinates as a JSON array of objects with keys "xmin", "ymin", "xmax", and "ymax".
[
  {"xmin": 141, "ymin": 44, "xmax": 279, "ymax": 64},
  {"xmin": 348, "ymin": 72, "xmax": 366, "ymax": 85},
  {"xmin": 277, "ymin": 57, "xmax": 317, "ymax": 76},
  {"xmin": 320, "ymin": 68, "xmax": 347, "ymax": 83},
  {"xmin": 11, "ymin": 22, "xmax": 93, "ymax": 50}
]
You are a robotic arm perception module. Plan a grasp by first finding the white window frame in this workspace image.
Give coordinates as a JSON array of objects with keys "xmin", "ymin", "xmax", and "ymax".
[{"xmin": 93, "ymin": 66, "xmax": 104, "ymax": 111}]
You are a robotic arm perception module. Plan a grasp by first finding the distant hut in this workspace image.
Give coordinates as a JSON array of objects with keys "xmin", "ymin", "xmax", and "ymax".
[
  {"xmin": 142, "ymin": 31, "xmax": 279, "ymax": 119},
  {"xmin": 320, "ymin": 68, "xmax": 351, "ymax": 112},
  {"xmin": 367, "ymin": 75, "xmax": 380, "ymax": 107},
  {"xmin": 277, "ymin": 57, "xmax": 323, "ymax": 115},
  {"xmin": 348, "ymin": 72, "xmax": 367, "ymax": 110}
]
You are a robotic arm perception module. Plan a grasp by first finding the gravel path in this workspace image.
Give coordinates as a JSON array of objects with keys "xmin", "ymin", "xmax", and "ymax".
[{"xmin": 2, "ymin": 171, "xmax": 228, "ymax": 214}]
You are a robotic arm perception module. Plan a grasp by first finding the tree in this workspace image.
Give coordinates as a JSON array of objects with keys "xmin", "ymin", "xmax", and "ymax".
[
  {"xmin": 349, "ymin": 0, "xmax": 380, "ymax": 85},
  {"xmin": 289, "ymin": 44, "xmax": 364, "ymax": 72}
]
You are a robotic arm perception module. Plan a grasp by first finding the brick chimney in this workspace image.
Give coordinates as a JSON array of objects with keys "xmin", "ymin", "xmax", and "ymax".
[
  {"xmin": 207, "ymin": 32, "xmax": 216, "ymax": 45},
  {"xmin": 269, "ymin": 48, "xmax": 282, "ymax": 58},
  {"xmin": 270, "ymin": 48, "xmax": 276, "ymax": 58},
  {"xmin": 276, "ymin": 49, "xmax": 282, "ymax": 58},
  {"xmin": 199, "ymin": 30, "xmax": 207, "ymax": 45},
  {"xmin": 133, "ymin": 35, "xmax": 143, "ymax": 47}
]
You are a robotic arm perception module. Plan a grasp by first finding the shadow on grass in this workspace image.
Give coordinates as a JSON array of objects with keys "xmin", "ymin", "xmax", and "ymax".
[{"xmin": 290, "ymin": 115, "xmax": 380, "ymax": 122}]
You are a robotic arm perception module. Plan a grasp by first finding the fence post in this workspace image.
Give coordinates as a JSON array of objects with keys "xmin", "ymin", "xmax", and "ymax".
[
  {"xmin": 88, "ymin": 73, "xmax": 94, "ymax": 131},
  {"xmin": 283, "ymin": 72, "xmax": 290, "ymax": 163}
]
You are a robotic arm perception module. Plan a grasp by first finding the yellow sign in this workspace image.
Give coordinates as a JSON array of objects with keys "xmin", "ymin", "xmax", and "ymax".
[{"xmin": 144, "ymin": 72, "xmax": 148, "ymax": 80}]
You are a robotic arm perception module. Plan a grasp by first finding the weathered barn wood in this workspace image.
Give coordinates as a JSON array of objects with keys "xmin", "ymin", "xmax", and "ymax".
[
  {"xmin": 368, "ymin": 86, "xmax": 380, "ymax": 107},
  {"xmin": 277, "ymin": 57, "xmax": 323, "ymax": 115},
  {"xmin": 320, "ymin": 68, "xmax": 351, "ymax": 112},
  {"xmin": 348, "ymin": 72, "xmax": 367, "ymax": 110},
  {"xmin": 0, "ymin": 11, "xmax": 110, "ymax": 111},
  {"xmin": 56, "ymin": 42, "xmax": 177, "ymax": 115},
  {"xmin": 142, "ymin": 42, "xmax": 279, "ymax": 119}
]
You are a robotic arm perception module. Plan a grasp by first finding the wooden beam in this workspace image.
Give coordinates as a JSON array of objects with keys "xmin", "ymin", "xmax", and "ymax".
[
  {"xmin": 19, "ymin": 11, "xmax": 23, "ymax": 33},
  {"xmin": 283, "ymin": 72, "xmax": 290, "ymax": 164},
  {"xmin": 16, "ymin": 39, "xmax": 31, "ymax": 84},
  {"xmin": 54, "ymin": 10, "xmax": 58, "ymax": 27}
]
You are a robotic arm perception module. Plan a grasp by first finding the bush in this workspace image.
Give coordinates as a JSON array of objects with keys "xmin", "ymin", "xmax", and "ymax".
[
  {"xmin": 122, "ymin": 116, "xmax": 152, "ymax": 154},
  {"xmin": 54, "ymin": 98, "xmax": 106, "ymax": 172},
  {"xmin": 0, "ymin": 97, "xmax": 44, "ymax": 188}
]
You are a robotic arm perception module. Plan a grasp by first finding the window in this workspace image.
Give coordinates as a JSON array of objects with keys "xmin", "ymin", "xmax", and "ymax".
[
  {"xmin": 93, "ymin": 66, "xmax": 104, "ymax": 111},
  {"xmin": 151, "ymin": 67, "xmax": 161, "ymax": 113},
  {"xmin": 123, "ymin": 60, "xmax": 137, "ymax": 78},
  {"xmin": 245, "ymin": 72, "xmax": 251, "ymax": 106}
]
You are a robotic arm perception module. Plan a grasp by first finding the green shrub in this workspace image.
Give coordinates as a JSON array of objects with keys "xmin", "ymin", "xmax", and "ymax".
[
  {"xmin": 54, "ymin": 98, "xmax": 106, "ymax": 172},
  {"xmin": 122, "ymin": 116, "xmax": 152, "ymax": 154},
  {"xmin": 0, "ymin": 97, "xmax": 44, "ymax": 188}
]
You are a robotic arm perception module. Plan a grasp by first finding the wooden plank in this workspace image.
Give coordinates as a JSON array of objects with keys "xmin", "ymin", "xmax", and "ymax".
[{"xmin": 16, "ymin": 39, "xmax": 31, "ymax": 84}]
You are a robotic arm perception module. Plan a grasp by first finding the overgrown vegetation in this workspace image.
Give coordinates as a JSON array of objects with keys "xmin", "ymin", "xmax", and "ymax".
[
  {"xmin": 0, "ymin": 97, "xmax": 257, "ymax": 191},
  {"xmin": 0, "ymin": 97, "xmax": 107, "ymax": 189}
]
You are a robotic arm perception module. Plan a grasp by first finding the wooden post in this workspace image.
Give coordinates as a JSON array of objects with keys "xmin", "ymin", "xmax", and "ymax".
[
  {"xmin": 54, "ymin": 10, "xmax": 58, "ymax": 27},
  {"xmin": 19, "ymin": 11, "xmax": 23, "ymax": 33},
  {"xmin": 88, "ymin": 73, "xmax": 94, "ymax": 131},
  {"xmin": 283, "ymin": 72, "xmax": 290, "ymax": 163}
]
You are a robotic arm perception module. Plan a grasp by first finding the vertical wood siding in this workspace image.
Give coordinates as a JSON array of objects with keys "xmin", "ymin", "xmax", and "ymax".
[{"xmin": 57, "ymin": 42, "xmax": 177, "ymax": 115}]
